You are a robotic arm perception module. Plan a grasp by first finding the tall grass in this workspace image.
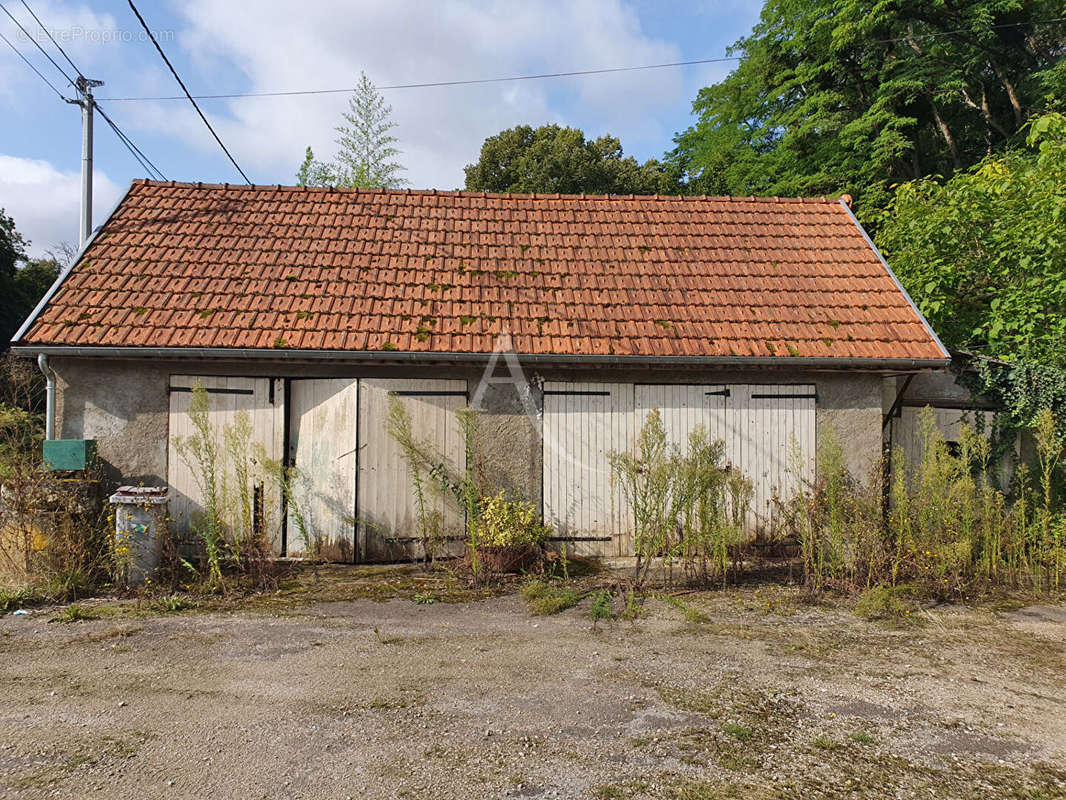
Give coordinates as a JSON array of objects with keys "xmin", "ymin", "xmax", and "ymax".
[
  {"xmin": 386, "ymin": 398, "xmax": 494, "ymax": 572},
  {"xmin": 783, "ymin": 406, "xmax": 1065, "ymax": 597},
  {"xmin": 609, "ymin": 409, "xmax": 752, "ymax": 587},
  {"xmin": 612, "ymin": 405, "xmax": 1063, "ymax": 598}
]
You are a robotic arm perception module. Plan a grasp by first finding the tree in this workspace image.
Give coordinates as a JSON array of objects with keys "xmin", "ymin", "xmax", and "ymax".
[
  {"xmin": 876, "ymin": 112, "xmax": 1066, "ymax": 368},
  {"xmin": 0, "ymin": 209, "xmax": 60, "ymax": 348},
  {"xmin": 464, "ymin": 124, "xmax": 680, "ymax": 195},
  {"xmin": 670, "ymin": 1, "xmax": 1066, "ymax": 219},
  {"xmin": 296, "ymin": 72, "xmax": 406, "ymax": 189}
]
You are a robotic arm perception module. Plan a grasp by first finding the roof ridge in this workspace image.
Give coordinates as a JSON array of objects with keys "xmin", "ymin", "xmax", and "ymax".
[{"xmin": 129, "ymin": 179, "xmax": 847, "ymax": 204}]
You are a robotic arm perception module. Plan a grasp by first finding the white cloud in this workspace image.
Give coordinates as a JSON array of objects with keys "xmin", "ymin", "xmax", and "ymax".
[
  {"xmin": 149, "ymin": 0, "xmax": 685, "ymax": 188},
  {"xmin": 0, "ymin": 1, "xmax": 119, "ymax": 91},
  {"xmin": 0, "ymin": 154, "xmax": 121, "ymax": 258}
]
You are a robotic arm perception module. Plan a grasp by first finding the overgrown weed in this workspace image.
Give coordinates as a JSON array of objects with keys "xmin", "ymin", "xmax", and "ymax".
[{"xmin": 520, "ymin": 578, "xmax": 579, "ymax": 615}]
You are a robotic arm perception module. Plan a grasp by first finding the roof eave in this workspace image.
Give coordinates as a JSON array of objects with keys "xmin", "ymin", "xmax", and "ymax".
[{"xmin": 10, "ymin": 344, "xmax": 951, "ymax": 371}]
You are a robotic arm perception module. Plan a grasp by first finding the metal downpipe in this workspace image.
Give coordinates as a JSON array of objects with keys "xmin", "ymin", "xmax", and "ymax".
[{"xmin": 38, "ymin": 353, "xmax": 57, "ymax": 440}]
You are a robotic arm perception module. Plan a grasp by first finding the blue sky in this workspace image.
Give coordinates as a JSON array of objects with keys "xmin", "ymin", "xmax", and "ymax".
[{"xmin": 0, "ymin": 0, "xmax": 763, "ymax": 256}]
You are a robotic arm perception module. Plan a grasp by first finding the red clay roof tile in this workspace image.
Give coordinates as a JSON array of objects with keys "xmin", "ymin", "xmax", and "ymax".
[{"xmin": 19, "ymin": 181, "xmax": 946, "ymax": 361}]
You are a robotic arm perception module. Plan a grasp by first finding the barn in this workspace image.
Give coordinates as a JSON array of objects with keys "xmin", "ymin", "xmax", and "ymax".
[{"xmin": 11, "ymin": 180, "xmax": 950, "ymax": 560}]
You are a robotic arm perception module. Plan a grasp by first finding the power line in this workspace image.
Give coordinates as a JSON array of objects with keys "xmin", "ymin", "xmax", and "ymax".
[
  {"xmin": 96, "ymin": 16, "xmax": 1066, "ymax": 104},
  {"xmin": 96, "ymin": 104, "xmax": 168, "ymax": 181},
  {"xmin": 126, "ymin": 0, "xmax": 251, "ymax": 184},
  {"xmin": 3, "ymin": 0, "xmax": 168, "ymax": 180},
  {"xmin": 0, "ymin": 28, "xmax": 65, "ymax": 98},
  {"xmin": 101, "ymin": 55, "xmax": 744, "ymax": 102},
  {"xmin": 0, "ymin": 0, "xmax": 74, "ymax": 86},
  {"xmin": 17, "ymin": 0, "xmax": 77, "ymax": 76}
]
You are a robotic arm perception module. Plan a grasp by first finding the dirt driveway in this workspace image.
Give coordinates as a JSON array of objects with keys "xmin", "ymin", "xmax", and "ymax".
[{"xmin": 1, "ymin": 573, "xmax": 1064, "ymax": 799}]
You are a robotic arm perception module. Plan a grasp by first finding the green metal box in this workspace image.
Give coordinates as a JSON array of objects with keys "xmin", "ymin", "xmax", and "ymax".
[{"xmin": 42, "ymin": 439, "xmax": 97, "ymax": 471}]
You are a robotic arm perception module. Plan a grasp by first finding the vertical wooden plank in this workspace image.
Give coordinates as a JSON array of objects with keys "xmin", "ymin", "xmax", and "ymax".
[
  {"xmin": 356, "ymin": 378, "xmax": 466, "ymax": 562},
  {"xmin": 542, "ymin": 381, "xmax": 632, "ymax": 558},
  {"xmin": 287, "ymin": 379, "xmax": 358, "ymax": 561}
]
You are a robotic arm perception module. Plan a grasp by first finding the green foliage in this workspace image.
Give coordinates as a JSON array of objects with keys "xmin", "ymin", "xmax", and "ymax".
[
  {"xmin": 588, "ymin": 589, "xmax": 613, "ymax": 626},
  {"xmin": 854, "ymin": 585, "xmax": 914, "ymax": 621},
  {"xmin": 877, "ymin": 113, "xmax": 1066, "ymax": 366},
  {"xmin": 385, "ymin": 396, "xmax": 436, "ymax": 562},
  {"xmin": 721, "ymin": 722, "xmax": 752, "ymax": 743},
  {"xmin": 786, "ymin": 426, "xmax": 884, "ymax": 590},
  {"xmin": 0, "ymin": 360, "xmax": 109, "ymax": 595},
  {"xmin": 297, "ymin": 72, "xmax": 406, "ymax": 189},
  {"xmin": 670, "ymin": 2, "xmax": 1064, "ymax": 219},
  {"xmin": 950, "ymin": 356, "xmax": 1066, "ymax": 460},
  {"xmin": 620, "ymin": 588, "xmax": 646, "ymax": 621},
  {"xmin": 465, "ymin": 124, "xmax": 680, "ymax": 195},
  {"xmin": 149, "ymin": 594, "xmax": 193, "ymax": 613},
  {"xmin": 0, "ymin": 403, "xmax": 43, "ymax": 471},
  {"xmin": 172, "ymin": 385, "xmax": 224, "ymax": 584},
  {"xmin": 0, "ymin": 208, "xmax": 61, "ymax": 347},
  {"xmin": 609, "ymin": 409, "xmax": 753, "ymax": 586},
  {"xmin": 849, "ymin": 730, "xmax": 877, "ymax": 746},
  {"xmin": 520, "ymin": 578, "xmax": 578, "ymax": 615},
  {"xmin": 0, "ymin": 585, "xmax": 35, "ymax": 613},
  {"xmin": 785, "ymin": 409, "xmax": 1065, "ymax": 597},
  {"xmin": 471, "ymin": 492, "xmax": 550, "ymax": 548},
  {"xmin": 662, "ymin": 593, "xmax": 710, "ymax": 624},
  {"xmin": 48, "ymin": 602, "xmax": 99, "ymax": 624}
]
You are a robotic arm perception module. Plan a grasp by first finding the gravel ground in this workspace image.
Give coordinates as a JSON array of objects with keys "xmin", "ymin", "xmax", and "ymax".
[{"xmin": 0, "ymin": 577, "xmax": 1064, "ymax": 799}]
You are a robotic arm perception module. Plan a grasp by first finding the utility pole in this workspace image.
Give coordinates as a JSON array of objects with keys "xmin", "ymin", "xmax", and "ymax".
[{"xmin": 69, "ymin": 76, "xmax": 103, "ymax": 248}]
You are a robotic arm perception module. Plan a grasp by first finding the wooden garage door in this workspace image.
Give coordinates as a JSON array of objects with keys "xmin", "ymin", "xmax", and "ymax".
[
  {"xmin": 166, "ymin": 376, "xmax": 285, "ymax": 551},
  {"xmin": 543, "ymin": 382, "xmax": 816, "ymax": 555},
  {"xmin": 357, "ymin": 379, "xmax": 467, "ymax": 562},
  {"xmin": 730, "ymin": 385, "xmax": 816, "ymax": 534},
  {"xmin": 542, "ymin": 382, "xmax": 634, "ymax": 557},
  {"xmin": 287, "ymin": 379, "xmax": 358, "ymax": 560}
]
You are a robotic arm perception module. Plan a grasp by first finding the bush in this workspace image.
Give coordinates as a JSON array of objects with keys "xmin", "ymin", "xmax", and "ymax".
[
  {"xmin": 0, "ymin": 395, "xmax": 110, "ymax": 600},
  {"xmin": 588, "ymin": 589, "xmax": 613, "ymax": 625},
  {"xmin": 172, "ymin": 384, "xmax": 280, "ymax": 589},
  {"xmin": 782, "ymin": 406, "xmax": 1065, "ymax": 598},
  {"xmin": 472, "ymin": 492, "xmax": 550, "ymax": 548}
]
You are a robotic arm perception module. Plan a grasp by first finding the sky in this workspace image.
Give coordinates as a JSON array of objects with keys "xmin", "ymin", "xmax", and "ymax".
[{"xmin": 0, "ymin": 0, "xmax": 763, "ymax": 257}]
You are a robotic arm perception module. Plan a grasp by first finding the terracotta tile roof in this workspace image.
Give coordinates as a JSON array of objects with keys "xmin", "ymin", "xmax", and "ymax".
[{"xmin": 19, "ymin": 180, "xmax": 947, "ymax": 361}]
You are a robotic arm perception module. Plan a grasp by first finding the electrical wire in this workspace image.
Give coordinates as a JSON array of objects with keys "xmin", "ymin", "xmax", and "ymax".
[
  {"xmin": 0, "ymin": 0, "xmax": 73, "ymax": 86},
  {"xmin": 96, "ymin": 104, "xmax": 168, "ymax": 180},
  {"xmin": 0, "ymin": 27, "xmax": 65, "ymax": 99},
  {"xmin": 3, "ymin": 0, "xmax": 169, "ymax": 180},
  {"xmin": 95, "ymin": 16, "xmax": 1066, "ymax": 103},
  {"xmin": 17, "ymin": 0, "xmax": 77, "ymax": 77},
  {"xmin": 126, "ymin": 0, "xmax": 251, "ymax": 183},
  {"xmin": 102, "ymin": 55, "xmax": 744, "ymax": 102}
]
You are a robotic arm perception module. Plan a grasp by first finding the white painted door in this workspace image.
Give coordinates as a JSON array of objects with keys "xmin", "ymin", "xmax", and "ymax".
[
  {"xmin": 542, "ymin": 381, "xmax": 816, "ymax": 555},
  {"xmin": 166, "ymin": 375, "xmax": 285, "ymax": 552},
  {"xmin": 542, "ymin": 382, "xmax": 634, "ymax": 557},
  {"xmin": 634, "ymin": 384, "xmax": 731, "ymax": 452},
  {"xmin": 356, "ymin": 379, "xmax": 467, "ymax": 562},
  {"xmin": 287, "ymin": 379, "xmax": 358, "ymax": 560},
  {"xmin": 730, "ymin": 385, "xmax": 816, "ymax": 535}
]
